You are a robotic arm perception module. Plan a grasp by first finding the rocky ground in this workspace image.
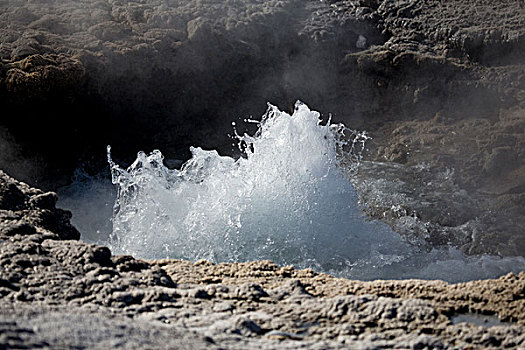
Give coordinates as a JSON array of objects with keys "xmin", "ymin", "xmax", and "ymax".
[
  {"xmin": 1, "ymin": 0, "xmax": 525, "ymax": 348},
  {"xmin": 1, "ymin": 170, "xmax": 525, "ymax": 349}
]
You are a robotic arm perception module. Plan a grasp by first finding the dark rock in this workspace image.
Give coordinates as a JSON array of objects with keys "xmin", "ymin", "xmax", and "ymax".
[
  {"xmin": 28, "ymin": 192, "xmax": 57, "ymax": 209},
  {"xmin": 0, "ymin": 171, "xmax": 79, "ymax": 240},
  {"xmin": 0, "ymin": 180, "xmax": 26, "ymax": 211}
]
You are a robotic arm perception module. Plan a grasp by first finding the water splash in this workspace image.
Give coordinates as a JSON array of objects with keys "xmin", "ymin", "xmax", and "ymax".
[
  {"xmin": 108, "ymin": 102, "xmax": 401, "ymax": 266},
  {"xmin": 106, "ymin": 101, "xmax": 525, "ymax": 282}
]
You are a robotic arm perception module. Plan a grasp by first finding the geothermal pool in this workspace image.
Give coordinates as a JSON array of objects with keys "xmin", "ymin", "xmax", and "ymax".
[{"xmin": 58, "ymin": 102, "xmax": 525, "ymax": 282}]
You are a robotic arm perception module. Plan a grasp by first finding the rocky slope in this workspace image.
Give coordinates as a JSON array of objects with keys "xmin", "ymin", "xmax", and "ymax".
[{"xmin": 1, "ymin": 170, "xmax": 525, "ymax": 349}]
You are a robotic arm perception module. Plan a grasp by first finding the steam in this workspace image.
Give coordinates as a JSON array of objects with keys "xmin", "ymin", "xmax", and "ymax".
[
  {"xmin": 56, "ymin": 168, "xmax": 115, "ymax": 244},
  {"xmin": 0, "ymin": 126, "xmax": 45, "ymax": 186}
]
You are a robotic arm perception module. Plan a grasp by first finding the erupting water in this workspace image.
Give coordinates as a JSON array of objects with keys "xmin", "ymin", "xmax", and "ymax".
[
  {"xmin": 60, "ymin": 102, "xmax": 525, "ymax": 282},
  {"xmin": 107, "ymin": 102, "xmax": 402, "ymax": 270}
]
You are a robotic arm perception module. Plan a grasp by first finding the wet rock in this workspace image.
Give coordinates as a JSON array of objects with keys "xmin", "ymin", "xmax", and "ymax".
[{"xmin": 393, "ymin": 334, "xmax": 445, "ymax": 350}]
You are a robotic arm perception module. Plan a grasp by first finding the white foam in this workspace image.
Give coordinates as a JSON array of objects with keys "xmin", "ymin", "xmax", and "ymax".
[{"xmin": 105, "ymin": 101, "xmax": 525, "ymax": 282}]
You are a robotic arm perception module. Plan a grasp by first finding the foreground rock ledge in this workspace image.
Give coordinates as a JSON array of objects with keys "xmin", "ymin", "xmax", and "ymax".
[{"xmin": 1, "ymin": 170, "xmax": 524, "ymax": 349}]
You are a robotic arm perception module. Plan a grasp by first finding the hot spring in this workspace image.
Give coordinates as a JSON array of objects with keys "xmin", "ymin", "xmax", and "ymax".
[{"xmin": 58, "ymin": 102, "xmax": 525, "ymax": 282}]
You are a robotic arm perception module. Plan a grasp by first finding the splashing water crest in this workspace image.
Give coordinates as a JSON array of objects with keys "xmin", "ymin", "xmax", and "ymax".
[{"xmin": 103, "ymin": 102, "xmax": 525, "ymax": 282}]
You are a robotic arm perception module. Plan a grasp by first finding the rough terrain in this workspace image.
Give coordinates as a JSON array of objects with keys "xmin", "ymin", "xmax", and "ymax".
[
  {"xmin": 1, "ymin": 170, "xmax": 525, "ymax": 349},
  {"xmin": 1, "ymin": 0, "xmax": 524, "ymax": 258},
  {"xmin": 1, "ymin": 0, "xmax": 525, "ymax": 348}
]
